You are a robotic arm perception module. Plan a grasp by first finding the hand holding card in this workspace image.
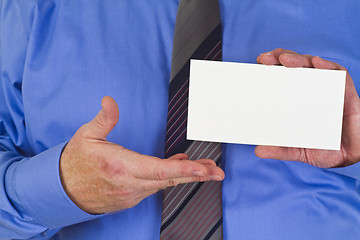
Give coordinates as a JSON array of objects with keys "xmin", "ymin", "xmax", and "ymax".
[{"xmin": 188, "ymin": 49, "xmax": 360, "ymax": 168}]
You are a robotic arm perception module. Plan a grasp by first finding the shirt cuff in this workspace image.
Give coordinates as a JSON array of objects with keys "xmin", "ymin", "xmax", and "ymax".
[
  {"xmin": 13, "ymin": 142, "xmax": 102, "ymax": 228},
  {"xmin": 327, "ymin": 162, "xmax": 360, "ymax": 180}
]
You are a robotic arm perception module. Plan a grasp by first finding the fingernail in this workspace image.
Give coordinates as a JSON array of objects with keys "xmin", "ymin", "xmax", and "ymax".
[
  {"xmin": 282, "ymin": 53, "xmax": 294, "ymax": 56},
  {"xmin": 209, "ymin": 175, "xmax": 223, "ymax": 181},
  {"xmin": 193, "ymin": 171, "xmax": 205, "ymax": 177},
  {"xmin": 262, "ymin": 52, "xmax": 272, "ymax": 56}
]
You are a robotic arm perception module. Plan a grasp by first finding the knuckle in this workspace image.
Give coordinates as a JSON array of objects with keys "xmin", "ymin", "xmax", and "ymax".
[
  {"xmin": 156, "ymin": 169, "xmax": 167, "ymax": 180},
  {"xmin": 168, "ymin": 178, "xmax": 180, "ymax": 187},
  {"xmin": 99, "ymin": 157, "xmax": 127, "ymax": 179},
  {"xmin": 96, "ymin": 114, "xmax": 107, "ymax": 129},
  {"xmin": 113, "ymin": 186, "xmax": 135, "ymax": 198},
  {"xmin": 295, "ymin": 149, "xmax": 306, "ymax": 162},
  {"xmin": 305, "ymin": 151, "xmax": 316, "ymax": 166}
]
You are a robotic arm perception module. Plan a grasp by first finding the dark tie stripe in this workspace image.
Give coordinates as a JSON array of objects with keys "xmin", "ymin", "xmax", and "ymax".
[{"xmin": 204, "ymin": 218, "xmax": 224, "ymax": 240}]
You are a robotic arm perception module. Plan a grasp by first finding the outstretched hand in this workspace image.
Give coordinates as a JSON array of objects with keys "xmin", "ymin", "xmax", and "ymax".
[
  {"xmin": 255, "ymin": 48, "xmax": 360, "ymax": 168},
  {"xmin": 60, "ymin": 96, "xmax": 224, "ymax": 214}
]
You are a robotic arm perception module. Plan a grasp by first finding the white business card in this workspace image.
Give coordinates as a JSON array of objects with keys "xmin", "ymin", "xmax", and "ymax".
[{"xmin": 187, "ymin": 60, "xmax": 346, "ymax": 150}]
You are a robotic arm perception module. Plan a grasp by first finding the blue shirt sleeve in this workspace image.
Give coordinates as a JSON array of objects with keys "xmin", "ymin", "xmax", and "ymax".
[{"xmin": 0, "ymin": 1, "xmax": 100, "ymax": 239}]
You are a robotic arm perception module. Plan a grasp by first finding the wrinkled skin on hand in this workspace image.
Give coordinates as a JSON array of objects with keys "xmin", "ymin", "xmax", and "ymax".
[
  {"xmin": 255, "ymin": 48, "xmax": 360, "ymax": 168},
  {"xmin": 60, "ymin": 96, "xmax": 224, "ymax": 214}
]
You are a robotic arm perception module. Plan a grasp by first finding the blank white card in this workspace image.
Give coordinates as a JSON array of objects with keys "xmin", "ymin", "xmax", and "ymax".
[{"xmin": 187, "ymin": 60, "xmax": 346, "ymax": 150}]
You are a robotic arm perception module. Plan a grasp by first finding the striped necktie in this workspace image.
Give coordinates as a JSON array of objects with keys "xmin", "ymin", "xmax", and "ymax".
[{"xmin": 160, "ymin": 0, "xmax": 223, "ymax": 239}]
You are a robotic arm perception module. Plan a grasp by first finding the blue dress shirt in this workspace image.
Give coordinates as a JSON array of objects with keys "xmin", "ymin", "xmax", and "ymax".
[{"xmin": 0, "ymin": 0, "xmax": 359, "ymax": 239}]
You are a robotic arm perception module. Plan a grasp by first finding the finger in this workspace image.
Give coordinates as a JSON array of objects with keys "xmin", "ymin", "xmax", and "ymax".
[
  {"xmin": 81, "ymin": 96, "xmax": 119, "ymax": 140},
  {"xmin": 278, "ymin": 53, "xmax": 314, "ymax": 68},
  {"xmin": 311, "ymin": 56, "xmax": 346, "ymax": 71},
  {"xmin": 151, "ymin": 158, "xmax": 224, "ymax": 180},
  {"xmin": 257, "ymin": 48, "xmax": 297, "ymax": 65},
  {"xmin": 255, "ymin": 145, "xmax": 304, "ymax": 161},
  {"xmin": 141, "ymin": 174, "xmax": 223, "ymax": 192},
  {"xmin": 168, "ymin": 153, "xmax": 189, "ymax": 160},
  {"xmin": 195, "ymin": 159, "xmax": 217, "ymax": 166},
  {"xmin": 136, "ymin": 156, "xmax": 224, "ymax": 180},
  {"xmin": 115, "ymin": 147, "xmax": 224, "ymax": 180},
  {"xmin": 169, "ymin": 153, "xmax": 217, "ymax": 166}
]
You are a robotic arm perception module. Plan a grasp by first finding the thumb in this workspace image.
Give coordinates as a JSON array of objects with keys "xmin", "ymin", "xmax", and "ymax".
[{"xmin": 84, "ymin": 96, "xmax": 119, "ymax": 140}]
